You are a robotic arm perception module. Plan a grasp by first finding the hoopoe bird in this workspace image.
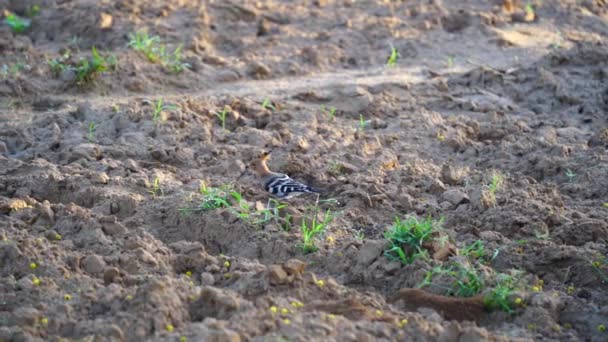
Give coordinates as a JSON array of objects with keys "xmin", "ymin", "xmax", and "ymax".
[{"xmin": 242, "ymin": 151, "xmax": 321, "ymax": 199}]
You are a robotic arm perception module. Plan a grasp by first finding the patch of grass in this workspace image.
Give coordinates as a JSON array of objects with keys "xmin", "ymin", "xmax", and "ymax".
[
  {"xmin": 128, "ymin": 30, "xmax": 190, "ymax": 73},
  {"xmin": 460, "ymin": 240, "xmax": 487, "ymax": 262},
  {"xmin": 298, "ymin": 206, "xmax": 334, "ymax": 253},
  {"xmin": 354, "ymin": 230, "xmax": 365, "ymax": 242},
  {"xmin": 483, "ymin": 271, "xmax": 526, "ymax": 314},
  {"xmin": 47, "ymin": 50, "xmax": 72, "ymax": 74},
  {"xmin": 87, "ymin": 122, "xmax": 96, "ymax": 143},
  {"xmin": 384, "ymin": 216, "xmax": 443, "ymax": 264},
  {"xmin": 483, "ymin": 171, "xmax": 504, "ymax": 206},
  {"xmin": 419, "ymin": 263, "xmax": 483, "ymax": 297},
  {"xmin": 150, "ymin": 98, "xmax": 179, "ymax": 122},
  {"xmin": 261, "ymin": 98, "xmax": 276, "ymax": 111},
  {"xmin": 565, "ymin": 169, "xmax": 576, "ymax": 183},
  {"xmin": 386, "ymin": 44, "xmax": 399, "ymax": 67},
  {"xmin": 4, "ymin": 12, "xmax": 31, "ymax": 33},
  {"xmin": 215, "ymin": 106, "xmax": 229, "ymax": 131},
  {"xmin": 148, "ymin": 177, "xmax": 163, "ymax": 199}
]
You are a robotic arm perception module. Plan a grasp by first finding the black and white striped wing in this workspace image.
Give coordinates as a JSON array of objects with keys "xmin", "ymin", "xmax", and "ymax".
[{"xmin": 265, "ymin": 175, "xmax": 318, "ymax": 198}]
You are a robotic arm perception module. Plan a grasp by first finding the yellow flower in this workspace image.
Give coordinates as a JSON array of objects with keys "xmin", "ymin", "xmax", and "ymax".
[
  {"xmin": 398, "ymin": 319, "xmax": 408, "ymax": 327},
  {"xmin": 603, "ymin": 203, "xmax": 608, "ymax": 208},
  {"xmin": 291, "ymin": 301, "xmax": 303, "ymax": 308},
  {"xmin": 375, "ymin": 310, "xmax": 383, "ymax": 317},
  {"xmin": 166, "ymin": 324, "xmax": 174, "ymax": 332},
  {"xmin": 179, "ymin": 337, "xmax": 187, "ymax": 342},
  {"xmin": 328, "ymin": 314, "xmax": 336, "ymax": 320},
  {"xmin": 185, "ymin": 271, "xmax": 192, "ymax": 277},
  {"xmin": 598, "ymin": 324, "xmax": 606, "ymax": 332},
  {"xmin": 64, "ymin": 294, "xmax": 72, "ymax": 301},
  {"xmin": 125, "ymin": 295, "xmax": 133, "ymax": 301},
  {"xmin": 592, "ymin": 261, "xmax": 602, "ymax": 268},
  {"xmin": 55, "ymin": 234, "xmax": 62, "ymax": 240},
  {"xmin": 316, "ymin": 279, "xmax": 325, "ymax": 288},
  {"xmin": 32, "ymin": 278, "xmax": 41, "ymax": 286},
  {"xmin": 281, "ymin": 308, "xmax": 289, "ymax": 315},
  {"xmin": 514, "ymin": 297, "xmax": 523, "ymax": 305},
  {"xmin": 552, "ymin": 325, "xmax": 561, "ymax": 332},
  {"xmin": 223, "ymin": 261, "xmax": 231, "ymax": 268},
  {"xmin": 564, "ymin": 323, "xmax": 572, "ymax": 329},
  {"xmin": 29, "ymin": 262, "xmax": 37, "ymax": 270},
  {"xmin": 270, "ymin": 306, "xmax": 278, "ymax": 313},
  {"xmin": 40, "ymin": 317, "xmax": 48, "ymax": 325},
  {"xmin": 326, "ymin": 236, "xmax": 334, "ymax": 243},
  {"xmin": 531, "ymin": 286, "xmax": 541, "ymax": 292},
  {"xmin": 223, "ymin": 273, "xmax": 232, "ymax": 278},
  {"xmin": 283, "ymin": 319, "xmax": 291, "ymax": 325}
]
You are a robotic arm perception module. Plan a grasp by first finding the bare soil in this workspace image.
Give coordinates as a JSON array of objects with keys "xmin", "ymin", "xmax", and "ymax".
[{"xmin": 1, "ymin": 0, "xmax": 608, "ymax": 341}]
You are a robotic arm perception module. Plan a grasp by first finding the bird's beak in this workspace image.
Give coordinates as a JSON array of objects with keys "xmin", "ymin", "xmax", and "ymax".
[{"xmin": 237, "ymin": 166, "xmax": 248, "ymax": 181}]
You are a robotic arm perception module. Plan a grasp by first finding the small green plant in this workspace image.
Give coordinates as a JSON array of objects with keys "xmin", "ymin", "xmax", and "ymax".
[
  {"xmin": 321, "ymin": 105, "xmax": 337, "ymax": 121},
  {"xmin": 328, "ymin": 161, "xmax": 344, "ymax": 175},
  {"xmin": 253, "ymin": 199, "xmax": 287, "ymax": 226},
  {"xmin": 151, "ymin": 98, "xmax": 179, "ymax": 122},
  {"xmin": 148, "ymin": 177, "xmax": 163, "ymax": 198},
  {"xmin": 298, "ymin": 207, "xmax": 334, "ymax": 253},
  {"xmin": 524, "ymin": 3, "xmax": 534, "ymax": 17},
  {"xmin": 446, "ymin": 55, "xmax": 454, "ymax": 68},
  {"xmin": 4, "ymin": 13, "xmax": 31, "ymax": 33},
  {"xmin": 386, "ymin": 44, "xmax": 399, "ymax": 67},
  {"xmin": 261, "ymin": 98, "xmax": 276, "ymax": 111},
  {"xmin": 384, "ymin": 216, "xmax": 443, "ymax": 264},
  {"xmin": 565, "ymin": 169, "xmax": 576, "ymax": 183},
  {"xmin": 26, "ymin": 5, "xmax": 41, "ymax": 18},
  {"xmin": 47, "ymin": 50, "xmax": 72, "ymax": 74},
  {"xmin": 354, "ymin": 230, "xmax": 365, "ymax": 242},
  {"xmin": 73, "ymin": 47, "xmax": 117, "ymax": 85},
  {"xmin": 87, "ymin": 122, "xmax": 96, "ymax": 143},
  {"xmin": 1, "ymin": 63, "xmax": 27, "ymax": 79},
  {"xmin": 591, "ymin": 258, "xmax": 608, "ymax": 283},
  {"xmin": 357, "ymin": 114, "xmax": 370, "ymax": 131},
  {"xmin": 128, "ymin": 30, "xmax": 190, "ymax": 73},
  {"xmin": 215, "ymin": 106, "xmax": 229, "ymax": 131},
  {"xmin": 419, "ymin": 263, "xmax": 483, "ymax": 297}
]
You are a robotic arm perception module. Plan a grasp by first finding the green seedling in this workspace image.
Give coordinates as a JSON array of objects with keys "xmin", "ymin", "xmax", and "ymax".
[
  {"xmin": 565, "ymin": 169, "xmax": 576, "ymax": 183},
  {"xmin": 261, "ymin": 98, "xmax": 276, "ymax": 111},
  {"xmin": 128, "ymin": 30, "xmax": 190, "ymax": 73},
  {"xmin": 1, "ymin": 63, "xmax": 27, "ymax": 79},
  {"xmin": 419, "ymin": 264, "xmax": 483, "ymax": 297},
  {"xmin": 73, "ymin": 47, "xmax": 117, "ymax": 85},
  {"xmin": 386, "ymin": 44, "xmax": 399, "ymax": 67},
  {"xmin": 129, "ymin": 31, "xmax": 162, "ymax": 62},
  {"xmin": 47, "ymin": 50, "xmax": 72, "ymax": 74},
  {"xmin": 215, "ymin": 106, "xmax": 229, "ymax": 131},
  {"xmin": 321, "ymin": 105, "xmax": 337, "ymax": 121},
  {"xmin": 524, "ymin": 3, "xmax": 534, "ymax": 16},
  {"xmin": 354, "ymin": 230, "xmax": 365, "ymax": 242},
  {"xmin": 384, "ymin": 216, "xmax": 443, "ymax": 264},
  {"xmin": 4, "ymin": 13, "xmax": 31, "ymax": 33},
  {"xmin": 357, "ymin": 114, "xmax": 370, "ymax": 131},
  {"xmin": 148, "ymin": 177, "xmax": 163, "ymax": 198},
  {"xmin": 87, "ymin": 122, "xmax": 96, "ymax": 143},
  {"xmin": 446, "ymin": 55, "xmax": 454, "ymax": 68},
  {"xmin": 180, "ymin": 182, "xmax": 232, "ymax": 213},
  {"xmin": 328, "ymin": 162, "xmax": 344, "ymax": 175},
  {"xmin": 151, "ymin": 98, "xmax": 179, "ymax": 122},
  {"xmin": 26, "ymin": 5, "xmax": 41, "ymax": 18},
  {"xmin": 299, "ymin": 208, "xmax": 334, "ymax": 253},
  {"xmin": 253, "ymin": 199, "xmax": 287, "ymax": 226}
]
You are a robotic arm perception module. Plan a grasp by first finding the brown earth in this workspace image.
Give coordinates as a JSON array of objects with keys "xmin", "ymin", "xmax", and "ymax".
[{"xmin": 1, "ymin": 0, "xmax": 608, "ymax": 341}]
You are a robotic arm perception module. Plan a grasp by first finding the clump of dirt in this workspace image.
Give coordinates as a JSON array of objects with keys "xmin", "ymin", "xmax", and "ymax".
[{"xmin": 2, "ymin": 0, "xmax": 608, "ymax": 341}]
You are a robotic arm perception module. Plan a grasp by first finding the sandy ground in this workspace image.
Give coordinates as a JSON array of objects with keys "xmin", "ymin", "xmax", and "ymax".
[{"xmin": 1, "ymin": 0, "xmax": 608, "ymax": 341}]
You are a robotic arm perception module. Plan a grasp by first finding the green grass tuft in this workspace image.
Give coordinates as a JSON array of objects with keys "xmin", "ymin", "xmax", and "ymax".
[{"xmin": 384, "ymin": 216, "xmax": 443, "ymax": 264}]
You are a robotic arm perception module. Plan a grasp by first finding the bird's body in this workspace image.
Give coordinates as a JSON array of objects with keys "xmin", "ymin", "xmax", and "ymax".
[{"xmin": 247, "ymin": 151, "xmax": 320, "ymax": 199}]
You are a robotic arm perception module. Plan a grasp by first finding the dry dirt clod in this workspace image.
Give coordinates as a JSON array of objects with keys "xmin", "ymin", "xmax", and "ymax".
[{"xmin": 82, "ymin": 255, "xmax": 106, "ymax": 275}]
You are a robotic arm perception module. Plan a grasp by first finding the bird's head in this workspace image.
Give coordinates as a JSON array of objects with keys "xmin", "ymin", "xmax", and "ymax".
[{"xmin": 237, "ymin": 150, "xmax": 272, "ymax": 180}]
